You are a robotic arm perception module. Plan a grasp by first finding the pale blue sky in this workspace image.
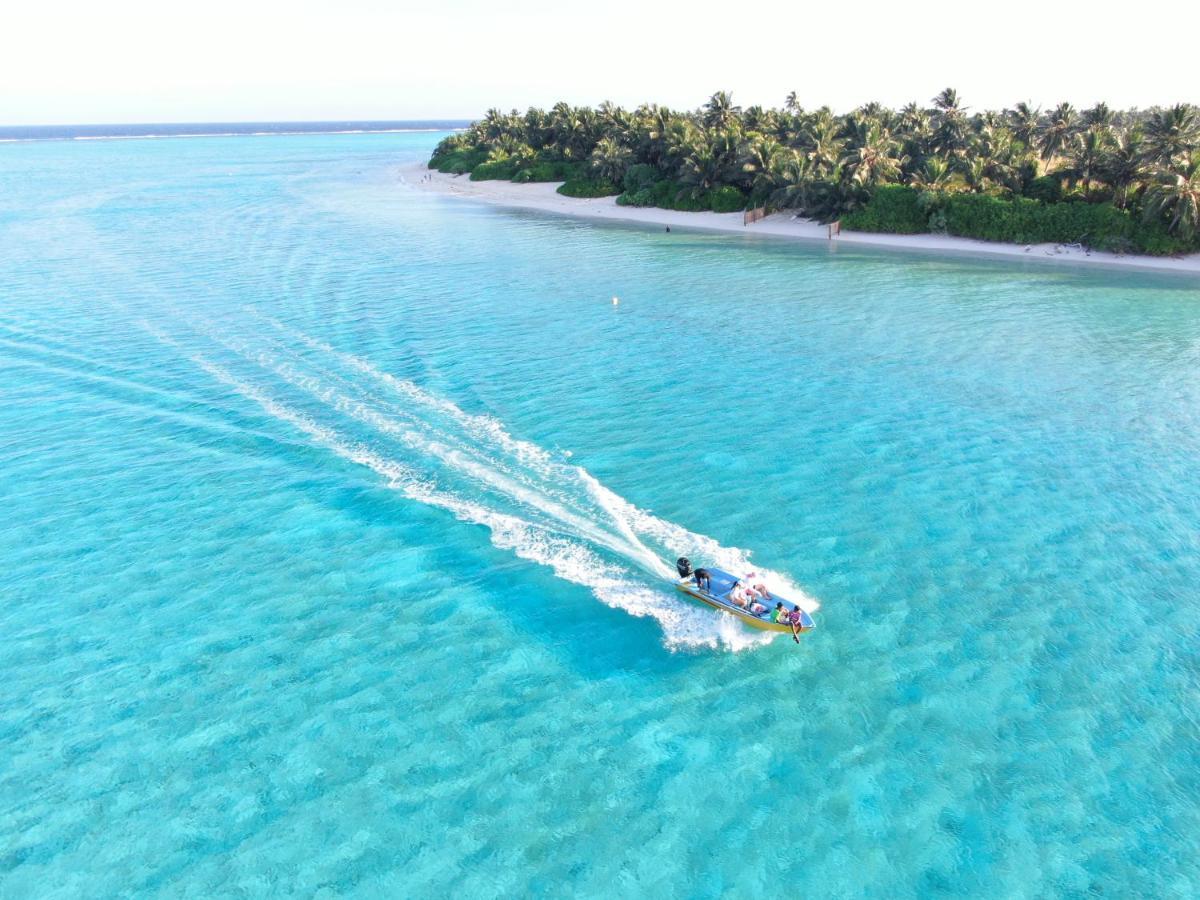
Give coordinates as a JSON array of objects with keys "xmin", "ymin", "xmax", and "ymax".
[{"xmin": 3, "ymin": 0, "xmax": 1197, "ymax": 124}]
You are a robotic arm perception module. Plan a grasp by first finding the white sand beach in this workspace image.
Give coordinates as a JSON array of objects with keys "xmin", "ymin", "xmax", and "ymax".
[{"xmin": 401, "ymin": 163, "xmax": 1200, "ymax": 276}]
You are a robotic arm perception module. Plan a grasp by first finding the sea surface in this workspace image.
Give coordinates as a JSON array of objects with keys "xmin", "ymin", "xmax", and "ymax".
[
  {"xmin": 0, "ymin": 121, "xmax": 469, "ymax": 143},
  {"xmin": 2, "ymin": 129, "xmax": 1199, "ymax": 897}
]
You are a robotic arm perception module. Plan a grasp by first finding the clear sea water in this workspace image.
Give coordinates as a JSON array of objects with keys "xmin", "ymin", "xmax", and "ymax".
[{"xmin": 1, "ymin": 129, "xmax": 1199, "ymax": 898}]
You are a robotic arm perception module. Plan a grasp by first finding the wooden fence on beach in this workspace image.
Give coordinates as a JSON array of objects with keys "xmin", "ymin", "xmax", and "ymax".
[{"xmin": 743, "ymin": 206, "xmax": 768, "ymax": 226}]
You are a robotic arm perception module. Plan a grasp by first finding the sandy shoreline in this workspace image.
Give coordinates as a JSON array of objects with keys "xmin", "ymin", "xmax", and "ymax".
[{"xmin": 400, "ymin": 163, "xmax": 1200, "ymax": 277}]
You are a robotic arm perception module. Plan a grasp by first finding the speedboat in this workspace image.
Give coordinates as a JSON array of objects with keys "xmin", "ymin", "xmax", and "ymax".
[{"xmin": 674, "ymin": 561, "xmax": 815, "ymax": 634}]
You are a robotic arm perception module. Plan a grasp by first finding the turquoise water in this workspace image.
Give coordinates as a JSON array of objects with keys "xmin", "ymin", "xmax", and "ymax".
[{"xmin": 2, "ymin": 131, "xmax": 1199, "ymax": 897}]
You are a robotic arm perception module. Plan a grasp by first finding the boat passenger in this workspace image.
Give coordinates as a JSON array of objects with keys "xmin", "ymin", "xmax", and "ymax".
[
  {"xmin": 787, "ymin": 604, "xmax": 806, "ymax": 643},
  {"xmin": 694, "ymin": 567, "xmax": 712, "ymax": 592},
  {"xmin": 728, "ymin": 581, "xmax": 750, "ymax": 608},
  {"xmin": 745, "ymin": 571, "xmax": 772, "ymax": 601},
  {"xmin": 772, "ymin": 602, "xmax": 787, "ymax": 624}
]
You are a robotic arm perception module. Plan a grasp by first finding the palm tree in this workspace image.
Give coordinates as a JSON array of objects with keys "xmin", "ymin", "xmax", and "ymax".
[
  {"xmin": 802, "ymin": 121, "xmax": 845, "ymax": 178},
  {"xmin": 633, "ymin": 104, "xmax": 675, "ymax": 171},
  {"xmin": 662, "ymin": 120, "xmax": 702, "ymax": 175},
  {"xmin": 597, "ymin": 101, "xmax": 633, "ymax": 142},
  {"xmin": 931, "ymin": 88, "xmax": 969, "ymax": 157},
  {"xmin": 590, "ymin": 137, "xmax": 631, "ymax": 186},
  {"xmin": 702, "ymin": 91, "xmax": 741, "ymax": 131},
  {"xmin": 739, "ymin": 137, "xmax": 783, "ymax": 196},
  {"xmin": 487, "ymin": 134, "xmax": 534, "ymax": 163},
  {"xmin": 1101, "ymin": 128, "xmax": 1147, "ymax": 209},
  {"xmin": 677, "ymin": 142, "xmax": 724, "ymax": 200},
  {"xmin": 908, "ymin": 157, "xmax": 955, "ymax": 192},
  {"xmin": 1083, "ymin": 102, "xmax": 1114, "ymax": 128},
  {"xmin": 769, "ymin": 150, "xmax": 815, "ymax": 211},
  {"xmin": 1144, "ymin": 104, "xmax": 1200, "ymax": 166},
  {"xmin": 1061, "ymin": 127, "xmax": 1113, "ymax": 197},
  {"xmin": 549, "ymin": 102, "xmax": 585, "ymax": 158},
  {"xmin": 805, "ymin": 166, "xmax": 868, "ymax": 222},
  {"xmin": 956, "ymin": 156, "xmax": 990, "ymax": 193},
  {"xmin": 1006, "ymin": 102, "xmax": 1041, "ymax": 149},
  {"xmin": 522, "ymin": 107, "xmax": 552, "ymax": 151},
  {"xmin": 971, "ymin": 127, "xmax": 1022, "ymax": 194},
  {"xmin": 841, "ymin": 124, "xmax": 903, "ymax": 187},
  {"xmin": 481, "ymin": 108, "xmax": 511, "ymax": 143},
  {"xmin": 1144, "ymin": 154, "xmax": 1200, "ymax": 240},
  {"xmin": 933, "ymin": 88, "xmax": 963, "ymax": 115},
  {"xmin": 440, "ymin": 92, "xmax": 1196, "ymax": 252},
  {"xmin": 1038, "ymin": 103, "xmax": 1078, "ymax": 161}
]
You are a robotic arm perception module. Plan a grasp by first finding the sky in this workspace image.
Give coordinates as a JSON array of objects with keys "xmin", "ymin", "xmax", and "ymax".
[{"xmin": 3, "ymin": 0, "xmax": 1198, "ymax": 125}]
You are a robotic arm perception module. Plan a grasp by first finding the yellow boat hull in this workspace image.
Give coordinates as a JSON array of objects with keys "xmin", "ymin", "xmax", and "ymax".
[{"xmin": 674, "ymin": 579, "xmax": 814, "ymax": 634}]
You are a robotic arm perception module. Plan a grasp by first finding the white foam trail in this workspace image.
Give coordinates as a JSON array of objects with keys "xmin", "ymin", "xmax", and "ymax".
[
  {"xmin": 200, "ymin": 325, "xmax": 672, "ymax": 579},
  {"xmin": 255, "ymin": 315, "xmax": 819, "ymax": 612},
  {"xmin": 141, "ymin": 313, "xmax": 802, "ymax": 648},
  {"xmin": 185, "ymin": 350, "xmax": 770, "ymax": 651}
]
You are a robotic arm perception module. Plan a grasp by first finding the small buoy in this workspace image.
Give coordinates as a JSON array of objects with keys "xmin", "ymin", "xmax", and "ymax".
[{"xmin": 612, "ymin": 296, "xmax": 620, "ymax": 305}]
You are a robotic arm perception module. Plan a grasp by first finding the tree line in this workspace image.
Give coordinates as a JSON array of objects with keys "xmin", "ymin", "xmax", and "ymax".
[{"xmin": 429, "ymin": 90, "xmax": 1200, "ymax": 255}]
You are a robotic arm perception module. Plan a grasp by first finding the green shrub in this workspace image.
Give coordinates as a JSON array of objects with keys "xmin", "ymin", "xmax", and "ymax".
[
  {"xmin": 940, "ymin": 194, "xmax": 1148, "ymax": 248},
  {"xmin": 622, "ymin": 164, "xmax": 660, "ymax": 194},
  {"xmin": 557, "ymin": 178, "xmax": 620, "ymax": 198},
  {"xmin": 1037, "ymin": 201, "xmax": 1133, "ymax": 246},
  {"xmin": 514, "ymin": 160, "xmax": 581, "ymax": 182},
  {"xmin": 469, "ymin": 159, "xmax": 521, "ymax": 181},
  {"xmin": 708, "ymin": 185, "xmax": 748, "ymax": 213},
  {"xmin": 841, "ymin": 185, "xmax": 928, "ymax": 234},
  {"xmin": 1023, "ymin": 176, "xmax": 1063, "ymax": 204},
  {"xmin": 1128, "ymin": 219, "xmax": 1197, "ymax": 255},
  {"xmin": 658, "ymin": 183, "xmax": 709, "ymax": 212},
  {"xmin": 432, "ymin": 148, "xmax": 488, "ymax": 175},
  {"xmin": 616, "ymin": 188, "xmax": 656, "ymax": 207}
]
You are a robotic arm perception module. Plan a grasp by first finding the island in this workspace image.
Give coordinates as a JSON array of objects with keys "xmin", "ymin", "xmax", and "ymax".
[{"xmin": 425, "ymin": 91, "xmax": 1200, "ymax": 265}]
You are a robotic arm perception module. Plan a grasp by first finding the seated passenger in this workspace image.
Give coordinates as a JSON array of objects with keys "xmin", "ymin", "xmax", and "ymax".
[
  {"xmin": 694, "ymin": 567, "xmax": 712, "ymax": 592},
  {"xmin": 727, "ymin": 581, "xmax": 750, "ymax": 608},
  {"xmin": 771, "ymin": 602, "xmax": 788, "ymax": 624},
  {"xmin": 787, "ymin": 604, "xmax": 807, "ymax": 643}
]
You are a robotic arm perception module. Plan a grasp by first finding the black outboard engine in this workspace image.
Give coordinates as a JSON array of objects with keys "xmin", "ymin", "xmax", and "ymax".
[{"xmin": 676, "ymin": 557, "xmax": 693, "ymax": 579}]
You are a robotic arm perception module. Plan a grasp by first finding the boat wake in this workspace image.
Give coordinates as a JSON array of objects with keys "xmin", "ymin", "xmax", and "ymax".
[{"xmin": 140, "ymin": 310, "xmax": 818, "ymax": 652}]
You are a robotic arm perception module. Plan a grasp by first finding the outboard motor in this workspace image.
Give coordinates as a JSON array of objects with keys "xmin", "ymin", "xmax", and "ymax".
[{"xmin": 676, "ymin": 557, "xmax": 693, "ymax": 579}]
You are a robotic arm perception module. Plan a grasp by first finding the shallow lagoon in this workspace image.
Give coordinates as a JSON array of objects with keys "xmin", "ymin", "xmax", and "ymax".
[{"xmin": 1, "ymin": 131, "xmax": 1198, "ymax": 896}]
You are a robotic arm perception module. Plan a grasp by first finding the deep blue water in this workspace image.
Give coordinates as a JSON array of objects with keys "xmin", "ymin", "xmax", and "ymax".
[{"xmin": 1, "ymin": 130, "xmax": 1199, "ymax": 897}]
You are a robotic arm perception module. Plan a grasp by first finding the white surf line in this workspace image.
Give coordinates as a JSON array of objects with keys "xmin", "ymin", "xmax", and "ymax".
[{"xmin": 253, "ymin": 313, "xmax": 816, "ymax": 608}]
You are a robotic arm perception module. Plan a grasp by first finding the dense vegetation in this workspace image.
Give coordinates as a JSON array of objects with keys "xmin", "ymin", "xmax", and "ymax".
[{"xmin": 429, "ymin": 91, "xmax": 1200, "ymax": 255}]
